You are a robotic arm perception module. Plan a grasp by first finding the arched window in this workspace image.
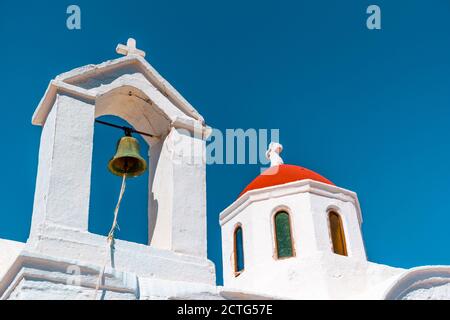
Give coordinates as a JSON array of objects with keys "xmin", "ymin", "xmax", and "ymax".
[
  {"xmin": 274, "ymin": 211, "xmax": 294, "ymax": 259},
  {"xmin": 234, "ymin": 226, "xmax": 245, "ymax": 275},
  {"xmin": 328, "ymin": 211, "xmax": 347, "ymax": 256}
]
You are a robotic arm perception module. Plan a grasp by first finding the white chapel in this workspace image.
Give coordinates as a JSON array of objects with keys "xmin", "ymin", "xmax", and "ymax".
[{"xmin": 0, "ymin": 39, "xmax": 450, "ymax": 300}]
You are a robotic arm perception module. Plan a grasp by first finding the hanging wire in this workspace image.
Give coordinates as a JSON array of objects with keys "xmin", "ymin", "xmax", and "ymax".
[{"xmin": 93, "ymin": 170, "xmax": 128, "ymax": 300}]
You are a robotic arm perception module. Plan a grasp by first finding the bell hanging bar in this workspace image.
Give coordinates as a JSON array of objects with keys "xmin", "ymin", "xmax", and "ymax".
[{"xmin": 95, "ymin": 119, "xmax": 155, "ymax": 138}]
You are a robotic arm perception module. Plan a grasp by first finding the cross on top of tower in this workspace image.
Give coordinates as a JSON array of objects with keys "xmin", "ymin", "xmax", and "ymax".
[
  {"xmin": 266, "ymin": 142, "xmax": 284, "ymax": 167},
  {"xmin": 116, "ymin": 38, "xmax": 146, "ymax": 58}
]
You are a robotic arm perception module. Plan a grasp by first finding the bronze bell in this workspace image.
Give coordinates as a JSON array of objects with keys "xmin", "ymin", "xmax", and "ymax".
[{"xmin": 108, "ymin": 135, "xmax": 147, "ymax": 177}]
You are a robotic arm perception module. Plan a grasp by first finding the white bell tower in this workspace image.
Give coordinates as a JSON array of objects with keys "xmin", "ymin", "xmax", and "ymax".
[{"xmin": 0, "ymin": 39, "xmax": 217, "ymax": 299}]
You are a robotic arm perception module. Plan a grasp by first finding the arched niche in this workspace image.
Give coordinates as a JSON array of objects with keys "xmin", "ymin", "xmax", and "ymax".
[
  {"xmin": 91, "ymin": 82, "xmax": 207, "ymax": 254},
  {"xmin": 94, "ymin": 85, "xmax": 171, "ymax": 146},
  {"xmin": 89, "ymin": 84, "xmax": 173, "ymax": 246},
  {"xmin": 89, "ymin": 114, "xmax": 149, "ymax": 245}
]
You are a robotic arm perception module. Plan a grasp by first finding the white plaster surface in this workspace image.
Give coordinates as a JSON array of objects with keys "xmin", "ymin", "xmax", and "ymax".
[
  {"xmin": 0, "ymin": 239, "xmax": 24, "ymax": 280},
  {"xmin": 400, "ymin": 283, "xmax": 450, "ymax": 300},
  {"xmin": 383, "ymin": 266, "xmax": 450, "ymax": 300}
]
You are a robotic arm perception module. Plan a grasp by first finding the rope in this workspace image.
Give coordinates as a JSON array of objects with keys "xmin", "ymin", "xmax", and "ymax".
[{"xmin": 93, "ymin": 173, "xmax": 127, "ymax": 300}]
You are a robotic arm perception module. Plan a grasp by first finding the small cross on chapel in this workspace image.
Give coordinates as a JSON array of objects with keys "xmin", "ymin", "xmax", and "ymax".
[{"xmin": 116, "ymin": 38, "xmax": 146, "ymax": 57}]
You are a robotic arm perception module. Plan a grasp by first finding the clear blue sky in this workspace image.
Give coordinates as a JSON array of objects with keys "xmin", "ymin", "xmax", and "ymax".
[{"xmin": 1, "ymin": 1, "xmax": 450, "ymax": 285}]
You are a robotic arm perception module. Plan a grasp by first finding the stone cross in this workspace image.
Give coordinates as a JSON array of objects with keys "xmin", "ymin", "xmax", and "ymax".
[
  {"xmin": 265, "ymin": 142, "xmax": 284, "ymax": 167},
  {"xmin": 116, "ymin": 38, "xmax": 146, "ymax": 58}
]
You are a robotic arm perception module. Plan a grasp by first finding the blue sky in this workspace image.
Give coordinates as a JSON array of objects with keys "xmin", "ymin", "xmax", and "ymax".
[{"xmin": 1, "ymin": 1, "xmax": 450, "ymax": 285}]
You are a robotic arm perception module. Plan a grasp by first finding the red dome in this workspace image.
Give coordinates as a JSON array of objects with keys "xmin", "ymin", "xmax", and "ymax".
[{"xmin": 239, "ymin": 164, "xmax": 334, "ymax": 198}]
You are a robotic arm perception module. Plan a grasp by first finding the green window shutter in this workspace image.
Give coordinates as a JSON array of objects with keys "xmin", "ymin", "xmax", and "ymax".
[{"xmin": 275, "ymin": 212, "xmax": 294, "ymax": 258}]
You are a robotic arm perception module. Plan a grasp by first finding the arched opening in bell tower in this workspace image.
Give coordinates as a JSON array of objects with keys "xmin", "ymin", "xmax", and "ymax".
[
  {"xmin": 87, "ymin": 84, "xmax": 168, "ymax": 246},
  {"xmin": 89, "ymin": 115, "xmax": 149, "ymax": 245}
]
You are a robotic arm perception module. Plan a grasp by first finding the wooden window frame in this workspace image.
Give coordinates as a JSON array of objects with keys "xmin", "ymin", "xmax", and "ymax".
[{"xmin": 328, "ymin": 210, "xmax": 348, "ymax": 256}]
